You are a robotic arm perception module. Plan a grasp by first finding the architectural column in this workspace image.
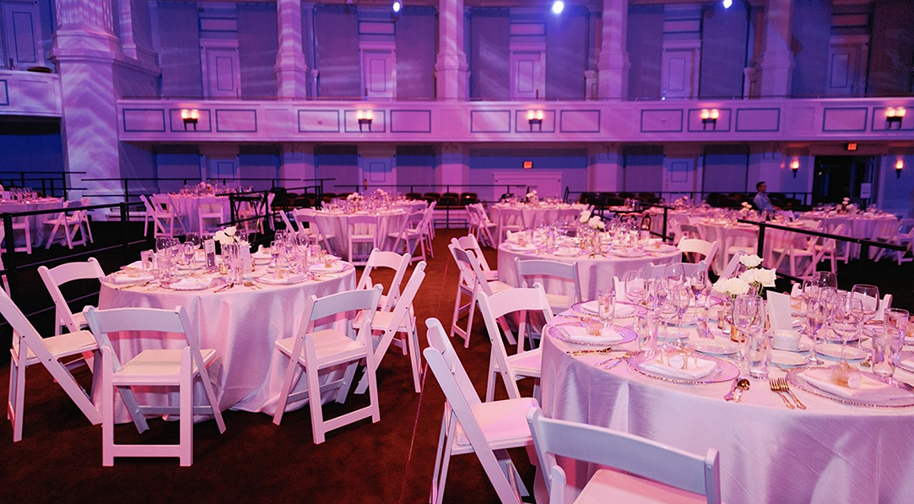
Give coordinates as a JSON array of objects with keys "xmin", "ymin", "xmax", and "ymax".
[
  {"xmin": 758, "ymin": 0, "xmax": 793, "ymax": 97},
  {"xmin": 586, "ymin": 145, "xmax": 624, "ymax": 192},
  {"xmin": 275, "ymin": 0, "xmax": 310, "ymax": 99},
  {"xmin": 435, "ymin": 0, "xmax": 468, "ymax": 101},
  {"xmin": 116, "ymin": 0, "xmax": 158, "ymax": 68},
  {"xmin": 52, "ymin": 0, "xmax": 123, "ymax": 206},
  {"xmin": 436, "ymin": 144, "xmax": 469, "ymax": 195},
  {"xmin": 595, "ymin": 0, "xmax": 630, "ymax": 100},
  {"xmin": 280, "ymin": 144, "xmax": 316, "ymax": 189}
]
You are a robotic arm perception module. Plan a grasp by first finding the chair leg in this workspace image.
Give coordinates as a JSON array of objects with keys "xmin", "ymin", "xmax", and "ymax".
[
  {"xmin": 102, "ymin": 352, "xmax": 115, "ymax": 466},
  {"xmin": 407, "ymin": 325, "xmax": 423, "ymax": 393},
  {"xmin": 485, "ymin": 353, "xmax": 498, "ymax": 402},
  {"xmin": 179, "ymin": 351, "xmax": 193, "ymax": 467},
  {"xmin": 9, "ymin": 352, "xmax": 25, "ymax": 442},
  {"xmin": 272, "ymin": 348, "xmax": 298, "ymax": 426},
  {"xmin": 449, "ymin": 285, "xmax": 464, "ymax": 340},
  {"xmin": 307, "ymin": 363, "xmax": 326, "ymax": 444},
  {"xmin": 366, "ymin": 349, "xmax": 381, "ymax": 424}
]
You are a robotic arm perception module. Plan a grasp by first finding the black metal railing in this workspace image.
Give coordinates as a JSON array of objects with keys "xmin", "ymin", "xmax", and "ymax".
[{"xmin": 0, "ymin": 170, "xmax": 85, "ymax": 200}]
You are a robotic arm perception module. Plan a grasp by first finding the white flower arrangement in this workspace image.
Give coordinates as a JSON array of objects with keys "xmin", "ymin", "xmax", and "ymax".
[
  {"xmin": 739, "ymin": 254, "xmax": 763, "ymax": 268},
  {"xmin": 347, "ymin": 192, "xmax": 363, "ymax": 201},
  {"xmin": 588, "ymin": 216, "xmax": 606, "ymax": 230},
  {"xmin": 213, "ymin": 226, "xmax": 239, "ymax": 246},
  {"xmin": 526, "ymin": 189, "xmax": 538, "ymax": 199},
  {"xmin": 712, "ymin": 277, "xmax": 751, "ymax": 297},
  {"xmin": 842, "ymin": 197, "xmax": 850, "ymax": 204},
  {"xmin": 579, "ymin": 209, "xmax": 592, "ymax": 223},
  {"xmin": 738, "ymin": 268, "xmax": 777, "ymax": 288}
]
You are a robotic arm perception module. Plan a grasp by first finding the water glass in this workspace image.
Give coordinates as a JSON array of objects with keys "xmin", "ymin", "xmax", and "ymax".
[
  {"xmin": 638, "ymin": 312, "xmax": 659, "ymax": 353},
  {"xmin": 597, "ymin": 289, "xmax": 615, "ymax": 325},
  {"xmin": 747, "ymin": 331, "xmax": 771, "ymax": 379},
  {"xmin": 155, "ymin": 250, "xmax": 173, "ymax": 284},
  {"xmin": 874, "ymin": 308, "xmax": 910, "ymax": 380}
]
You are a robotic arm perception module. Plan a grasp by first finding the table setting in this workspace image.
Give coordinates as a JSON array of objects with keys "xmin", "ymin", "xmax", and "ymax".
[
  {"xmin": 539, "ymin": 255, "xmax": 914, "ymax": 504},
  {"xmin": 313, "ymin": 190, "xmax": 411, "ymax": 256},
  {"xmin": 97, "ymin": 226, "xmax": 357, "ymax": 418}
]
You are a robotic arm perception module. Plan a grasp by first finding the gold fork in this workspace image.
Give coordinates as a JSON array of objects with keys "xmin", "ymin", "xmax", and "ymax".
[
  {"xmin": 769, "ymin": 378, "xmax": 794, "ymax": 409},
  {"xmin": 777, "ymin": 377, "xmax": 806, "ymax": 410},
  {"xmin": 603, "ymin": 351, "xmax": 633, "ymax": 370}
]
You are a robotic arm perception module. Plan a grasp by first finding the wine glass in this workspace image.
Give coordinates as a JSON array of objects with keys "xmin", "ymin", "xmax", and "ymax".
[
  {"xmin": 665, "ymin": 263, "xmax": 684, "ymax": 285},
  {"xmin": 182, "ymin": 241, "xmax": 197, "ymax": 266},
  {"xmin": 850, "ymin": 284, "xmax": 880, "ymax": 326},
  {"xmin": 270, "ymin": 240, "xmax": 282, "ymax": 268},
  {"xmin": 831, "ymin": 292, "xmax": 862, "ymax": 368},
  {"xmin": 649, "ymin": 277, "xmax": 669, "ymax": 309},
  {"xmin": 623, "ymin": 270, "xmax": 648, "ymax": 307},
  {"xmin": 670, "ymin": 284, "xmax": 692, "ymax": 338},
  {"xmin": 733, "ymin": 295, "xmax": 763, "ymax": 362},
  {"xmin": 876, "ymin": 308, "xmax": 910, "ymax": 382},
  {"xmin": 155, "ymin": 236, "xmax": 171, "ymax": 254},
  {"xmin": 689, "ymin": 269, "xmax": 710, "ymax": 307},
  {"xmin": 805, "ymin": 296, "xmax": 827, "ymax": 365},
  {"xmin": 812, "ymin": 271, "xmax": 837, "ymax": 290}
]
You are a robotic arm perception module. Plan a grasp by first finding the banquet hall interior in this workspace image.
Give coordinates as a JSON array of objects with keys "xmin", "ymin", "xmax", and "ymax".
[{"xmin": 2, "ymin": 0, "xmax": 914, "ymax": 502}]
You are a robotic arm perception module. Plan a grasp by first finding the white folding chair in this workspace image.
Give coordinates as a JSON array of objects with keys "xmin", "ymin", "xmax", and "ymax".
[
  {"xmin": 771, "ymin": 232, "xmax": 818, "ymax": 279},
  {"xmin": 5, "ymin": 212, "xmax": 32, "ymax": 254},
  {"xmin": 678, "ymin": 222, "xmax": 702, "ymax": 241},
  {"xmin": 453, "ymin": 234, "xmax": 498, "ymax": 281},
  {"xmin": 279, "ymin": 209, "xmax": 299, "ymax": 233},
  {"xmin": 390, "ymin": 205, "xmax": 434, "ymax": 263},
  {"xmin": 346, "ymin": 214, "xmax": 379, "ymax": 266},
  {"xmin": 197, "ymin": 195, "xmax": 226, "ymax": 237},
  {"xmin": 514, "ymin": 258, "xmax": 581, "ymax": 312},
  {"xmin": 496, "ymin": 208, "xmax": 526, "ymax": 244},
  {"xmin": 354, "ymin": 262, "xmax": 428, "ymax": 394},
  {"xmin": 84, "ymin": 306, "xmax": 225, "ymax": 466},
  {"xmin": 719, "ymin": 250, "xmax": 745, "ymax": 279},
  {"xmin": 477, "ymin": 284, "xmax": 553, "ymax": 402},
  {"xmin": 151, "ymin": 194, "xmax": 187, "ymax": 236},
  {"xmin": 448, "ymin": 243, "xmax": 512, "ymax": 347},
  {"xmin": 141, "ymin": 194, "xmax": 175, "ymax": 237},
  {"xmin": 467, "ymin": 204, "xmax": 498, "ymax": 247},
  {"xmin": 873, "ymin": 218, "xmax": 914, "ymax": 265},
  {"xmin": 355, "ymin": 248, "xmax": 411, "ymax": 312},
  {"xmin": 678, "ymin": 238, "xmax": 719, "ymax": 266},
  {"xmin": 292, "ymin": 208, "xmax": 334, "ymax": 251},
  {"xmin": 4, "ymin": 289, "xmax": 101, "ymax": 442},
  {"xmin": 808, "ymin": 223, "xmax": 845, "ymax": 277},
  {"xmin": 272, "ymin": 286, "xmax": 383, "ymax": 444},
  {"xmin": 44, "ymin": 200, "xmax": 90, "ymax": 249},
  {"xmin": 38, "ymin": 257, "xmax": 106, "ymax": 335},
  {"xmin": 527, "ymin": 407, "xmax": 722, "ymax": 504},
  {"xmin": 423, "ymin": 317, "xmax": 535, "ymax": 504},
  {"xmin": 721, "ymin": 227, "xmax": 757, "ymax": 274}
]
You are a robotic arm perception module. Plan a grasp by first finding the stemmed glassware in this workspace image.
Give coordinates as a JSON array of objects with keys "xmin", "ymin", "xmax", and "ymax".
[
  {"xmin": 669, "ymin": 283, "xmax": 692, "ymax": 339},
  {"xmin": 850, "ymin": 284, "xmax": 880, "ymax": 328},
  {"xmin": 876, "ymin": 308, "xmax": 910, "ymax": 383},
  {"xmin": 805, "ymin": 295, "xmax": 827, "ymax": 365},
  {"xmin": 624, "ymin": 270, "xmax": 648, "ymax": 307},
  {"xmin": 733, "ymin": 294, "xmax": 764, "ymax": 366},
  {"xmin": 831, "ymin": 292, "xmax": 862, "ymax": 368}
]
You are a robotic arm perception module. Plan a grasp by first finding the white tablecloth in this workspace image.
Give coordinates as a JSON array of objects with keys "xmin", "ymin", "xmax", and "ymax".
[
  {"xmin": 96, "ymin": 266, "xmax": 356, "ymax": 418},
  {"xmin": 490, "ymin": 204, "xmax": 584, "ymax": 239},
  {"xmin": 167, "ymin": 194, "xmax": 232, "ymax": 233},
  {"xmin": 540, "ymin": 318, "xmax": 914, "ymax": 504},
  {"xmin": 314, "ymin": 210, "xmax": 408, "ymax": 257},
  {"xmin": 497, "ymin": 243, "xmax": 681, "ymax": 300},
  {"xmin": 0, "ymin": 198, "xmax": 66, "ymax": 247},
  {"xmin": 798, "ymin": 213, "xmax": 898, "ymax": 259}
]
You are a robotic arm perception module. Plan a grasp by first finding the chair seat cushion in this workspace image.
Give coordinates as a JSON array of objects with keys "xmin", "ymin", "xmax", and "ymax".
[
  {"xmin": 275, "ymin": 328, "xmax": 366, "ymax": 366},
  {"xmin": 117, "ymin": 348, "xmax": 216, "ymax": 377},
  {"xmin": 454, "ymin": 397, "xmax": 538, "ymax": 448},
  {"xmin": 23, "ymin": 329, "xmax": 97, "ymax": 364},
  {"xmin": 506, "ymin": 348, "xmax": 542, "ymax": 377},
  {"xmin": 574, "ymin": 467, "xmax": 714, "ymax": 504}
]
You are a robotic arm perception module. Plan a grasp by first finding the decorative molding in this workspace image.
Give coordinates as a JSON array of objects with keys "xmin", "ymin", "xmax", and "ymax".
[
  {"xmin": 822, "ymin": 107, "xmax": 867, "ymax": 133},
  {"xmin": 735, "ymin": 108, "xmax": 780, "ymax": 132},
  {"xmin": 390, "ymin": 110, "xmax": 432, "ymax": 133},
  {"xmin": 641, "ymin": 109, "xmax": 683, "ymax": 133},
  {"xmin": 215, "ymin": 109, "xmax": 257, "ymax": 133},
  {"xmin": 560, "ymin": 110, "xmax": 601, "ymax": 133},
  {"xmin": 122, "ymin": 108, "xmax": 165, "ymax": 132},
  {"xmin": 470, "ymin": 110, "xmax": 511, "ymax": 133}
]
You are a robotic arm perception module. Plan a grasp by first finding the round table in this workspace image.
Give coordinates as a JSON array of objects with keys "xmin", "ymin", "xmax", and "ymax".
[
  {"xmin": 497, "ymin": 242, "xmax": 681, "ymax": 300},
  {"xmin": 166, "ymin": 193, "xmax": 232, "ymax": 233},
  {"xmin": 798, "ymin": 212, "xmax": 898, "ymax": 259},
  {"xmin": 313, "ymin": 209, "xmax": 409, "ymax": 257},
  {"xmin": 97, "ymin": 264, "xmax": 356, "ymax": 418},
  {"xmin": 540, "ymin": 313, "xmax": 914, "ymax": 504},
  {"xmin": 490, "ymin": 204, "xmax": 584, "ymax": 236},
  {"xmin": 0, "ymin": 197, "xmax": 66, "ymax": 247}
]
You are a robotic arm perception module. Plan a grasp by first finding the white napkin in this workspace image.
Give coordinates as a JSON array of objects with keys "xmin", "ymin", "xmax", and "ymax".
[
  {"xmin": 111, "ymin": 272, "xmax": 154, "ymax": 284},
  {"xmin": 559, "ymin": 325, "xmax": 624, "ymax": 344},
  {"xmin": 310, "ymin": 263, "xmax": 345, "ymax": 273},
  {"xmin": 639, "ymin": 354, "xmax": 717, "ymax": 380},
  {"xmin": 801, "ymin": 369, "xmax": 913, "ymax": 403},
  {"xmin": 580, "ymin": 301, "xmax": 635, "ymax": 318},
  {"xmin": 252, "ymin": 251, "xmax": 271, "ymax": 261},
  {"xmin": 767, "ymin": 291, "xmax": 793, "ymax": 331},
  {"xmin": 259, "ymin": 273, "xmax": 306, "ymax": 284},
  {"xmin": 170, "ymin": 277, "xmax": 211, "ymax": 290},
  {"xmin": 553, "ymin": 247, "xmax": 580, "ymax": 257},
  {"xmin": 508, "ymin": 243, "xmax": 536, "ymax": 251}
]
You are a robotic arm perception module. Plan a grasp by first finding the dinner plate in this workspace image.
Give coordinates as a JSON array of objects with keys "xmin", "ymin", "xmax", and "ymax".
[
  {"xmin": 610, "ymin": 249, "xmax": 648, "ymax": 258},
  {"xmin": 166, "ymin": 277, "xmax": 217, "ymax": 291},
  {"xmin": 255, "ymin": 274, "xmax": 308, "ymax": 285},
  {"xmin": 549, "ymin": 323, "xmax": 637, "ymax": 346},
  {"xmin": 578, "ymin": 301, "xmax": 636, "ymax": 319},
  {"xmin": 553, "ymin": 248, "xmax": 581, "ymax": 257},
  {"xmin": 690, "ymin": 339, "xmax": 738, "ymax": 356},
  {"xmin": 771, "ymin": 350, "xmax": 808, "ymax": 367},
  {"xmin": 309, "ymin": 262, "xmax": 346, "ymax": 274},
  {"xmin": 787, "ymin": 366, "xmax": 914, "ymax": 408},
  {"xmin": 627, "ymin": 352, "xmax": 740, "ymax": 384},
  {"xmin": 815, "ymin": 343, "xmax": 867, "ymax": 361},
  {"xmin": 773, "ymin": 339, "xmax": 813, "ymax": 353}
]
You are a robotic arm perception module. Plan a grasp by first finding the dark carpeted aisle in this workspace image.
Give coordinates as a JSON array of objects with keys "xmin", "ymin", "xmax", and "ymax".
[
  {"xmin": 0, "ymin": 228, "xmax": 529, "ymax": 504},
  {"xmin": 2, "ymin": 226, "xmax": 912, "ymax": 503}
]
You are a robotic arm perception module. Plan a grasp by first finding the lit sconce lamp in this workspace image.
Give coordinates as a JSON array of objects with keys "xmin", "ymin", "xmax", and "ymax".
[
  {"xmin": 790, "ymin": 159, "xmax": 800, "ymax": 178},
  {"xmin": 886, "ymin": 107, "xmax": 906, "ymax": 129},
  {"xmin": 527, "ymin": 110, "xmax": 544, "ymax": 131},
  {"xmin": 700, "ymin": 108, "xmax": 720, "ymax": 130},
  {"xmin": 896, "ymin": 159, "xmax": 904, "ymax": 178},
  {"xmin": 357, "ymin": 110, "xmax": 373, "ymax": 132},
  {"xmin": 181, "ymin": 109, "xmax": 199, "ymax": 131}
]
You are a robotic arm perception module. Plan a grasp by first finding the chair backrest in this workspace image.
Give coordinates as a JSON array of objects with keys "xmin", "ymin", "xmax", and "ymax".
[
  {"xmin": 514, "ymin": 258, "xmax": 582, "ymax": 305},
  {"xmin": 720, "ymin": 250, "xmax": 745, "ymax": 279},
  {"xmin": 139, "ymin": 194, "xmax": 156, "ymax": 214},
  {"xmin": 448, "ymin": 243, "xmax": 494, "ymax": 295},
  {"xmin": 356, "ymin": 248, "xmax": 411, "ymax": 311},
  {"xmin": 83, "ymin": 305, "xmax": 204, "ymax": 377},
  {"xmin": 375, "ymin": 262, "xmax": 427, "ymax": 356},
  {"xmin": 347, "ymin": 214, "xmax": 379, "ymax": 231},
  {"xmin": 300, "ymin": 286, "xmax": 383, "ymax": 341},
  {"xmin": 151, "ymin": 194, "xmax": 174, "ymax": 212},
  {"xmin": 498, "ymin": 207, "xmax": 525, "ymax": 229},
  {"xmin": 678, "ymin": 238, "xmax": 719, "ymax": 265},
  {"xmin": 422, "ymin": 317, "xmax": 523, "ymax": 504},
  {"xmin": 678, "ymin": 223, "xmax": 702, "ymax": 240},
  {"xmin": 38, "ymin": 258, "xmax": 105, "ymax": 333},
  {"xmin": 526, "ymin": 407, "xmax": 722, "ymax": 504},
  {"xmin": 279, "ymin": 209, "xmax": 297, "ymax": 233},
  {"xmin": 477, "ymin": 284, "xmax": 553, "ymax": 399},
  {"xmin": 453, "ymin": 234, "xmax": 494, "ymax": 272}
]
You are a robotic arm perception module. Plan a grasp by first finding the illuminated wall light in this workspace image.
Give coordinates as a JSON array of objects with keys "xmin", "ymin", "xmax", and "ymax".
[
  {"xmin": 886, "ymin": 107, "xmax": 906, "ymax": 129},
  {"xmin": 700, "ymin": 108, "xmax": 719, "ymax": 130},
  {"xmin": 552, "ymin": 1, "xmax": 564, "ymax": 15},
  {"xmin": 528, "ymin": 110, "xmax": 544, "ymax": 131},
  {"xmin": 357, "ymin": 110, "xmax": 373, "ymax": 131},
  {"xmin": 723, "ymin": 0, "xmax": 733, "ymax": 9},
  {"xmin": 392, "ymin": 1, "xmax": 401, "ymax": 13},
  {"xmin": 896, "ymin": 159, "xmax": 905, "ymax": 178},
  {"xmin": 180, "ymin": 108, "xmax": 199, "ymax": 130},
  {"xmin": 790, "ymin": 159, "xmax": 800, "ymax": 178}
]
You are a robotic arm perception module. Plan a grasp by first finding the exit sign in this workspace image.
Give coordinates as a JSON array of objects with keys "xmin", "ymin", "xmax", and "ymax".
[{"xmin": 523, "ymin": 161, "xmax": 533, "ymax": 169}]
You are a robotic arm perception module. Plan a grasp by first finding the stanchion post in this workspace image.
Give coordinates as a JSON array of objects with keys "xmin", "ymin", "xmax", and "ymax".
[
  {"xmin": 757, "ymin": 221, "xmax": 766, "ymax": 258},
  {"xmin": 3, "ymin": 213, "xmax": 18, "ymax": 297}
]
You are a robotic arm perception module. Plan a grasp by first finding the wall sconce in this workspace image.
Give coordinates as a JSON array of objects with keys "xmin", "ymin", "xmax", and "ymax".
[
  {"xmin": 357, "ymin": 110, "xmax": 373, "ymax": 132},
  {"xmin": 700, "ymin": 108, "xmax": 719, "ymax": 130},
  {"xmin": 886, "ymin": 107, "xmax": 906, "ymax": 129},
  {"xmin": 790, "ymin": 159, "xmax": 800, "ymax": 178},
  {"xmin": 527, "ymin": 110, "xmax": 544, "ymax": 131},
  {"xmin": 896, "ymin": 159, "xmax": 904, "ymax": 178},
  {"xmin": 180, "ymin": 109, "xmax": 199, "ymax": 131}
]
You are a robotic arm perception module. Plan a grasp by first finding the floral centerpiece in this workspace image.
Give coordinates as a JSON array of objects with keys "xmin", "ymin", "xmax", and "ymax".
[
  {"xmin": 213, "ymin": 226, "xmax": 241, "ymax": 245},
  {"xmin": 195, "ymin": 181, "xmax": 214, "ymax": 195},
  {"xmin": 673, "ymin": 195, "xmax": 690, "ymax": 209},
  {"xmin": 736, "ymin": 254, "xmax": 776, "ymax": 295},
  {"xmin": 579, "ymin": 209, "xmax": 592, "ymax": 223},
  {"xmin": 739, "ymin": 201, "xmax": 753, "ymax": 217},
  {"xmin": 588, "ymin": 216, "xmax": 605, "ymax": 231},
  {"xmin": 526, "ymin": 189, "xmax": 538, "ymax": 204}
]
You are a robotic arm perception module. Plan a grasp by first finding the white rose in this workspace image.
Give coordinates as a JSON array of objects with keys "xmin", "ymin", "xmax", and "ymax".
[
  {"xmin": 213, "ymin": 230, "xmax": 226, "ymax": 243},
  {"xmin": 739, "ymin": 254, "xmax": 763, "ymax": 268},
  {"xmin": 755, "ymin": 268, "xmax": 777, "ymax": 287},
  {"xmin": 738, "ymin": 269, "xmax": 758, "ymax": 285},
  {"xmin": 224, "ymin": 226, "xmax": 236, "ymax": 237},
  {"xmin": 588, "ymin": 216, "xmax": 604, "ymax": 229},
  {"xmin": 579, "ymin": 210, "xmax": 591, "ymax": 223},
  {"xmin": 727, "ymin": 278, "xmax": 751, "ymax": 296}
]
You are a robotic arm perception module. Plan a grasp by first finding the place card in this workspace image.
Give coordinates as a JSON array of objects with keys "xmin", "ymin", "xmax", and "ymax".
[{"xmin": 204, "ymin": 239, "xmax": 216, "ymax": 269}]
